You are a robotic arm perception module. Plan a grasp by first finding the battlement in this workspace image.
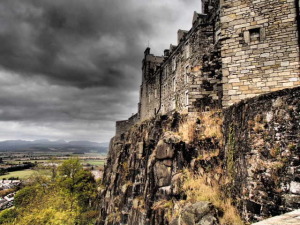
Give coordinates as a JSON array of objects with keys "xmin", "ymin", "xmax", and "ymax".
[{"xmin": 116, "ymin": 0, "xmax": 300, "ymax": 135}]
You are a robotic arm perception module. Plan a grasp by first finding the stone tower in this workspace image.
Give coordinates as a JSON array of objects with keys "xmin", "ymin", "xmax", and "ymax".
[{"xmin": 220, "ymin": 0, "xmax": 300, "ymax": 106}]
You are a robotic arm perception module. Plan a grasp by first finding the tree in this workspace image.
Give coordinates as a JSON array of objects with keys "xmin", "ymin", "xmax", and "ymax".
[{"xmin": 5, "ymin": 158, "xmax": 98, "ymax": 225}]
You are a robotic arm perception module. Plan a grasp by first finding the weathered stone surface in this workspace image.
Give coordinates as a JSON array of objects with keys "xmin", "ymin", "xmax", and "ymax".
[
  {"xmin": 283, "ymin": 194, "xmax": 300, "ymax": 208},
  {"xmin": 163, "ymin": 132, "xmax": 182, "ymax": 144},
  {"xmin": 182, "ymin": 211, "xmax": 195, "ymax": 225},
  {"xmin": 171, "ymin": 173, "xmax": 183, "ymax": 196},
  {"xmin": 223, "ymin": 87, "xmax": 300, "ymax": 222},
  {"xmin": 155, "ymin": 140, "xmax": 174, "ymax": 159},
  {"xmin": 154, "ymin": 161, "xmax": 172, "ymax": 187},
  {"xmin": 173, "ymin": 202, "xmax": 218, "ymax": 225}
]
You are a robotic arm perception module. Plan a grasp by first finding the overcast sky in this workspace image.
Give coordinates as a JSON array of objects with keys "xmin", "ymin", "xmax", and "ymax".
[{"xmin": 0, "ymin": 0, "xmax": 201, "ymax": 143}]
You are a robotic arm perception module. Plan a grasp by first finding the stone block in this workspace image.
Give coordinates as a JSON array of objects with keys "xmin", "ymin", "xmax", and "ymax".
[{"xmin": 290, "ymin": 181, "xmax": 300, "ymax": 194}]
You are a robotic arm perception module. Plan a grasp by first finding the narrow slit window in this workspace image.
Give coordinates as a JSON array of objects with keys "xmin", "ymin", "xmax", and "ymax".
[
  {"xmin": 173, "ymin": 77, "xmax": 176, "ymax": 92},
  {"xmin": 185, "ymin": 66, "xmax": 189, "ymax": 84},
  {"xmin": 185, "ymin": 91, "xmax": 189, "ymax": 106}
]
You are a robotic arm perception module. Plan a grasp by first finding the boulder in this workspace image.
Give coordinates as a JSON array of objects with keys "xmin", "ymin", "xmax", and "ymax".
[{"xmin": 163, "ymin": 131, "xmax": 182, "ymax": 144}]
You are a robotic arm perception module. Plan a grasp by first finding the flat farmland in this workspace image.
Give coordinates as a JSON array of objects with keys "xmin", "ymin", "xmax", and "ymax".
[{"xmin": 0, "ymin": 169, "xmax": 36, "ymax": 180}]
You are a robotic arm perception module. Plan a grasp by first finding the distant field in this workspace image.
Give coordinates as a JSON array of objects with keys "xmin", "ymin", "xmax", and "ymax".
[
  {"xmin": 0, "ymin": 159, "xmax": 106, "ymax": 180},
  {"xmin": 79, "ymin": 153, "xmax": 106, "ymax": 157},
  {"xmin": 6, "ymin": 160, "xmax": 49, "ymax": 164},
  {"xmin": 0, "ymin": 169, "xmax": 36, "ymax": 180},
  {"xmin": 5, "ymin": 159, "xmax": 106, "ymax": 167},
  {"xmin": 82, "ymin": 160, "xmax": 105, "ymax": 166}
]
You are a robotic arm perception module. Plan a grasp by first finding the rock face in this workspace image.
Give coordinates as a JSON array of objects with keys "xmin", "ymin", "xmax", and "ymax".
[
  {"xmin": 171, "ymin": 202, "xmax": 218, "ymax": 225},
  {"xmin": 97, "ymin": 113, "xmax": 222, "ymax": 225},
  {"xmin": 97, "ymin": 86, "xmax": 300, "ymax": 225}
]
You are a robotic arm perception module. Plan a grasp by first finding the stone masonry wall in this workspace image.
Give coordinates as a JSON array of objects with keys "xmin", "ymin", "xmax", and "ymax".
[
  {"xmin": 223, "ymin": 86, "xmax": 300, "ymax": 222},
  {"xmin": 221, "ymin": 0, "xmax": 300, "ymax": 107},
  {"xmin": 139, "ymin": 51, "xmax": 164, "ymax": 120}
]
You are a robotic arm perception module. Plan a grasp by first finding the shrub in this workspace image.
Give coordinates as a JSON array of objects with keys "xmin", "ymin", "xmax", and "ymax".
[{"xmin": 181, "ymin": 169, "xmax": 244, "ymax": 225}]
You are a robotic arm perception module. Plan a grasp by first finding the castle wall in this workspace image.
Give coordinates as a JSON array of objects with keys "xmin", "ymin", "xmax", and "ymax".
[
  {"xmin": 116, "ymin": 0, "xmax": 300, "ymax": 133},
  {"xmin": 139, "ymin": 2, "xmax": 223, "ymax": 122},
  {"xmin": 116, "ymin": 120, "xmax": 131, "ymax": 136},
  {"xmin": 221, "ymin": 0, "xmax": 300, "ymax": 107},
  {"xmin": 115, "ymin": 113, "xmax": 139, "ymax": 136},
  {"xmin": 159, "ymin": 22, "xmax": 222, "ymax": 115}
]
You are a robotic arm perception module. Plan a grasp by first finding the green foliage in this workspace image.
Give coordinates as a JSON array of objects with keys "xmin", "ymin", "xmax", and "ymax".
[
  {"xmin": 0, "ymin": 208, "xmax": 17, "ymax": 224},
  {"xmin": 0, "ymin": 158, "xmax": 98, "ymax": 225},
  {"xmin": 14, "ymin": 186, "xmax": 37, "ymax": 208}
]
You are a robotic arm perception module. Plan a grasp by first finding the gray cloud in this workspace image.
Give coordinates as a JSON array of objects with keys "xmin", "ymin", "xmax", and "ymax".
[{"xmin": 0, "ymin": 0, "xmax": 200, "ymax": 142}]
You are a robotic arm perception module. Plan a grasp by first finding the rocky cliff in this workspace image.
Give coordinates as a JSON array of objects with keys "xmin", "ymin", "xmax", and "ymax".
[{"xmin": 96, "ymin": 86, "xmax": 300, "ymax": 225}]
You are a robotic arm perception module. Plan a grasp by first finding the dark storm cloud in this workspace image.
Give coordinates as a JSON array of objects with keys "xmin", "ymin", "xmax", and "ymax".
[
  {"xmin": 0, "ymin": 0, "xmax": 157, "ymax": 88},
  {"xmin": 0, "ymin": 0, "xmax": 200, "ymax": 141}
]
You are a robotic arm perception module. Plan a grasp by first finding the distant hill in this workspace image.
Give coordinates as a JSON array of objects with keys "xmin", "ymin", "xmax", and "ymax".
[{"xmin": 0, "ymin": 139, "xmax": 109, "ymax": 153}]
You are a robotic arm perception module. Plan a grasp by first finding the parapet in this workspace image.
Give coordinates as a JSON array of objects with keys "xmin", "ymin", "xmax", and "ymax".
[{"xmin": 115, "ymin": 113, "xmax": 139, "ymax": 136}]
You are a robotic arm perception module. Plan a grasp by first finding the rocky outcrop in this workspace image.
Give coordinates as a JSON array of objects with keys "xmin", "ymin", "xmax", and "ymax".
[
  {"xmin": 170, "ymin": 202, "xmax": 218, "ymax": 225},
  {"xmin": 97, "ymin": 112, "xmax": 224, "ymax": 225},
  {"xmin": 97, "ymin": 86, "xmax": 300, "ymax": 225}
]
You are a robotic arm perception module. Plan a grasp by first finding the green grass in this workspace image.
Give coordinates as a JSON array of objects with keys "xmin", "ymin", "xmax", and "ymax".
[{"xmin": 0, "ymin": 169, "xmax": 36, "ymax": 180}]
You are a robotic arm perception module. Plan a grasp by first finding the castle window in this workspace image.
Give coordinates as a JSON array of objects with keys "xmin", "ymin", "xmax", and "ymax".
[
  {"xmin": 244, "ymin": 27, "xmax": 265, "ymax": 44},
  {"xmin": 172, "ymin": 98, "xmax": 176, "ymax": 110},
  {"xmin": 185, "ymin": 91, "xmax": 189, "ymax": 106},
  {"xmin": 172, "ymin": 57, "xmax": 177, "ymax": 71},
  {"xmin": 250, "ymin": 28, "xmax": 260, "ymax": 42},
  {"xmin": 164, "ymin": 66, "xmax": 168, "ymax": 78},
  {"xmin": 172, "ymin": 77, "xmax": 176, "ymax": 92},
  {"xmin": 185, "ymin": 66, "xmax": 189, "ymax": 84},
  {"xmin": 185, "ymin": 43, "xmax": 190, "ymax": 59},
  {"xmin": 154, "ymin": 89, "xmax": 157, "ymax": 98}
]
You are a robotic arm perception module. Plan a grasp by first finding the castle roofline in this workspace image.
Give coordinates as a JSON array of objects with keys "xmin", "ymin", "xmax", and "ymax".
[{"xmin": 192, "ymin": 11, "xmax": 206, "ymax": 25}]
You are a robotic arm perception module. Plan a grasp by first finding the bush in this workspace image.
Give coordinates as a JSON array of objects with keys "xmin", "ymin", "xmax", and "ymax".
[{"xmin": 0, "ymin": 208, "xmax": 18, "ymax": 224}]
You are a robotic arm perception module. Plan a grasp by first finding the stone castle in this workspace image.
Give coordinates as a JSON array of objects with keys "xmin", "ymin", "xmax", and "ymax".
[{"xmin": 116, "ymin": 0, "xmax": 300, "ymax": 135}]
